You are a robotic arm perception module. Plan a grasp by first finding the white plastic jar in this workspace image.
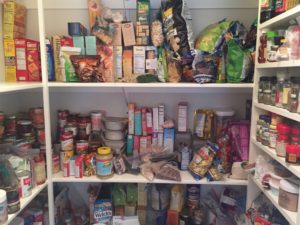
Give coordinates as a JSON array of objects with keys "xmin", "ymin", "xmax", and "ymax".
[
  {"xmin": 278, "ymin": 179, "xmax": 299, "ymax": 212},
  {"xmin": 0, "ymin": 189, "xmax": 8, "ymax": 225}
]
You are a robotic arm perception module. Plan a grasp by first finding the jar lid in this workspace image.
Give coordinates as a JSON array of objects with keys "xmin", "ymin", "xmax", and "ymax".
[
  {"xmin": 18, "ymin": 120, "xmax": 32, "ymax": 125},
  {"xmin": 278, "ymin": 134, "xmax": 289, "ymax": 140},
  {"xmin": 286, "ymin": 145, "xmax": 299, "ymax": 154},
  {"xmin": 0, "ymin": 189, "xmax": 6, "ymax": 203},
  {"xmin": 279, "ymin": 179, "xmax": 299, "ymax": 194},
  {"xmin": 277, "ymin": 123, "xmax": 291, "ymax": 133},
  {"xmin": 98, "ymin": 147, "xmax": 111, "ymax": 155},
  {"xmin": 291, "ymin": 126, "xmax": 300, "ymax": 135}
]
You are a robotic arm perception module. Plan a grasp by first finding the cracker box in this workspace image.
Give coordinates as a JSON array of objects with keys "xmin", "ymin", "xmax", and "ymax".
[
  {"xmin": 3, "ymin": 1, "xmax": 26, "ymax": 39},
  {"xmin": 26, "ymin": 39, "xmax": 41, "ymax": 81},
  {"xmin": 163, "ymin": 128, "xmax": 175, "ymax": 153},
  {"xmin": 177, "ymin": 102, "xmax": 188, "ymax": 132},
  {"xmin": 14, "ymin": 38, "xmax": 28, "ymax": 81},
  {"xmin": 4, "ymin": 39, "xmax": 17, "ymax": 82},
  {"xmin": 122, "ymin": 23, "xmax": 136, "ymax": 47}
]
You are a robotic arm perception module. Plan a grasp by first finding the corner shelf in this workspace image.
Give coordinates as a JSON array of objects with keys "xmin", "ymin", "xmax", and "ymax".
[
  {"xmin": 5, "ymin": 182, "xmax": 48, "ymax": 225},
  {"xmin": 52, "ymin": 171, "xmax": 248, "ymax": 186},
  {"xmin": 259, "ymin": 5, "xmax": 300, "ymax": 30},
  {"xmin": 250, "ymin": 175, "xmax": 297, "ymax": 225}
]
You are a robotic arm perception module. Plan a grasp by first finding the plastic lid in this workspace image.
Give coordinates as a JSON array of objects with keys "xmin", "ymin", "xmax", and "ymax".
[
  {"xmin": 269, "ymin": 179, "xmax": 279, "ymax": 190},
  {"xmin": 266, "ymin": 31, "xmax": 278, "ymax": 39},
  {"xmin": 280, "ymin": 179, "xmax": 299, "ymax": 194},
  {"xmin": 291, "ymin": 126, "xmax": 300, "ymax": 135},
  {"xmin": 215, "ymin": 108, "xmax": 235, "ymax": 117},
  {"xmin": 97, "ymin": 147, "xmax": 111, "ymax": 155},
  {"xmin": 277, "ymin": 123, "xmax": 291, "ymax": 134},
  {"xmin": 286, "ymin": 145, "xmax": 299, "ymax": 154},
  {"xmin": 0, "ymin": 189, "xmax": 6, "ymax": 203}
]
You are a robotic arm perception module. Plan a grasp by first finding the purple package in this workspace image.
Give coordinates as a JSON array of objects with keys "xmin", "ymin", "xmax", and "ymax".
[{"xmin": 228, "ymin": 121, "xmax": 250, "ymax": 162}]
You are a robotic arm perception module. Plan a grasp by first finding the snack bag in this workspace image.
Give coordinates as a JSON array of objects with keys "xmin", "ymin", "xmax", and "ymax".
[
  {"xmin": 71, "ymin": 55, "xmax": 100, "ymax": 82},
  {"xmin": 60, "ymin": 47, "xmax": 81, "ymax": 82}
]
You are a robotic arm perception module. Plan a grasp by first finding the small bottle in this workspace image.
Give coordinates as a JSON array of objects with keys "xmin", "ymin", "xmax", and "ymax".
[
  {"xmin": 258, "ymin": 32, "xmax": 267, "ymax": 63},
  {"xmin": 276, "ymin": 72, "xmax": 286, "ymax": 108},
  {"xmin": 288, "ymin": 77, "xmax": 300, "ymax": 113},
  {"xmin": 34, "ymin": 154, "xmax": 46, "ymax": 185},
  {"xmin": 270, "ymin": 76, "xmax": 277, "ymax": 106},
  {"xmin": 282, "ymin": 78, "xmax": 292, "ymax": 109}
]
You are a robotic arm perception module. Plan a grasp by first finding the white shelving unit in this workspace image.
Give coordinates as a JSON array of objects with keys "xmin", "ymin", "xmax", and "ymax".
[
  {"xmin": 3, "ymin": 0, "xmax": 281, "ymax": 224},
  {"xmin": 247, "ymin": 4, "xmax": 300, "ymax": 225}
]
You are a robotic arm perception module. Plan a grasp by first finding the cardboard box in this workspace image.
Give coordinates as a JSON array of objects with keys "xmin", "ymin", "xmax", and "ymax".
[
  {"xmin": 26, "ymin": 39, "xmax": 41, "ymax": 81},
  {"xmin": 139, "ymin": 136, "xmax": 147, "ymax": 155},
  {"xmin": 3, "ymin": 1, "xmax": 26, "ymax": 39},
  {"xmin": 15, "ymin": 38, "xmax": 28, "ymax": 81},
  {"xmin": 123, "ymin": 50, "xmax": 133, "ymax": 82},
  {"xmin": 4, "ymin": 39, "xmax": 16, "ymax": 82},
  {"xmin": 158, "ymin": 104, "xmax": 165, "ymax": 133},
  {"xmin": 111, "ymin": 23, "xmax": 122, "ymax": 46},
  {"xmin": 158, "ymin": 132, "xmax": 164, "ymax": 147},
  {"xmin": 152, "ymin": 133, "xmax": 158, "ymax": 146},
  {"xmin": 85, "ymin": 36, "xmax": 97, "ymax": 55},
  {"xmin": 141, "ymin": 108, "xmax": 147, "ymax": 136},
  {"xmin": 178, "ymin": 102, "xmax": 188, "ymax": 132},
  {"xmin": 163, "ymin": 128, "xmax": 175, "ymax": 153},
  {"xmin": 122, "ymin": 23, "xmax": 136, "ymax": 47},
  {"xmin": 127, "ymin": 135, "xmax": 134, "ymax": 156},
  {"xmin": 46, "ymin": 39, "xmax": 55, "ymax": 81},
  {"xmin": 145, "ymin": 46, "xmax": 158, "ymax": 74},
  {"xmin": 152, "ymin": 107, "xmax": 159, "ymax": 133},
  {"xmin": 73, "ymin": 36, "xmax": 85, "ymax": 55},
  {"xmin": 146, "ymin": 108, "xmax": 153, "ymax": 134},
  {"xmin": 134, "ymin": 136, "xmax": 140, "ymax": 151},
  {"xmin": 128, "ymin": 103, "xmax": 135, "ymax": 135},
  {"xmin": 133, "ymin": 46, "xmax": 145, "ymax": 75},
  {"xmin": 134, "ymin": 109, "xmax": 142, "ymax": 136},
  {"xmin": 113, "ymin": 46, "xmax": 123, "ymax": 80}
]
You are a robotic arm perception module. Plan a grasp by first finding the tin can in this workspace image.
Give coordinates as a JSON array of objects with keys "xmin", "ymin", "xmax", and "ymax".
[
  {"xmin": 57, "ymin": 110, "xmax": 69, "ymax": 128},
  {"xmin": 15, "ymin": 139, "xmax": 32, "ymax": 154},
  {"xmin": 16, "ymin": 170, "xmax": 32, "ymax": 198},
  {"xmin": 31, "ymin": 107, "xmax": 44, "ymax": 128},
  {"xmin": 5, "ymin": 115, "xmax": 17, "ymax": 135},
  {"xmin": 61, "ymin": 131, "xmax": 73, "ymax": 151},
  {"xmin": 52, "ymin": 154, "xmax": 60, "ymax": 174},
  {"xmin": 91, "ymin": 111, "xmax": 103, "ymax": 131},
  {"xmin": 64, "ymin": 124, "xmax": 77, "ymax": 138},
  {"xmin": 37, "ymin": 128, "xmax": 45, "ymax": 144},
  {"xmin": 67, "ymin": 114, "xmax": 77, "ymax": 126},
  {"xmin": 60, "ymin": 150, "xmax": 74, "ymax": 170},
  {"xmin": 21, "ymin": 132, "xmax": 35, "ymax": 144},
  {"xmin": 77, "ymin": 115, "xmax": 91, "ymax": 139},
  {"xmin": 75, "ymin": 156, "xmax": 84, "ymax": 178},
  {"xmin": 63, "ymin": 161, "xmax": 70, "ymax": 177},
  {"xmin": 17, "ymin": 120, "xmax": 33, "ymax": 135},
  {"xmin": 6, "ymin": 187, "xmax": 20, "ymax": 214},
  {"xmin": 3, "ymin": 135, "xmax": 16, "ymax": 145},
  {"xmin": 76, "ymin": 140, "xmax": 89, "ymax": 155}
]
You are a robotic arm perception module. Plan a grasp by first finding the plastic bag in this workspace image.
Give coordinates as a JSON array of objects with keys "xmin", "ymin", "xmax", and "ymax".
[
  {"xmin": 193, "ymin": 51, "xmax": 218, "ymax": 83},
  {"xmin": 161, "ymin": 0, "xmax": 195, "ymax": 65},
  {"xmin": 70, "ymin": 55, "xmax": 100, "ymax": 82}
]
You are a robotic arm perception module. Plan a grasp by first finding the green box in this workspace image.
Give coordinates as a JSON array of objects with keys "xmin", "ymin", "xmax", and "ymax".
[
  {"xmin": 73, "ymin": 36, "xmax": 85, "ymax": 55},
  {"xmin": 85, "ymin": 36, "xmax": 97, "ymax": 55}
]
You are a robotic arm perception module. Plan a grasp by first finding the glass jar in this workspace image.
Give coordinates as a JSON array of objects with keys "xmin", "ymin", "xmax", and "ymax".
[
  {"xmin": 261, "ymin": 116, "xmax": 271, "ymax": 146},
  {"xmin": 291, "ymin": 126, "xmax": 300, "ymax": 145},
  {"xmin": 276, "ymin": 75, "xmax": 285, "ymax": 108},
  {"xmin": 288, "ymin": 77, "xmax": 300, "ymax": 113},
  {"xmin": 256, "ymin": 115, "xmax": 269, "ymax": 143},
  {"xmin": 263, "ymin": 77, "xmax": 272, "ymax": 105},
  {"xmin": 282, "ymin": 78, "xmax": 292, "ymax": 109},
  {"xmin": 286, "ymin": 145, "xmax": 300, "ymax": 164},
  {"xmin": 270, "ymin": 76, "xmax": 277, "ymax": 106},
  {"xmin": 96, "ymin": 147, "xmax": 113, "ymax": 179},
  {"xmin": 276, "ymin": 134, "xmax": 289, "ymax": 157},
  {"xmin": 258, "ymin": 77, "xmax": 266, "ymax": 103},
  {"xmin": 34, "ymin": 155, "xmax": 46, "ymax": 185},
  {"xmin": 269, "ymin": 124, "xmax": 278, "ymax": 149}
]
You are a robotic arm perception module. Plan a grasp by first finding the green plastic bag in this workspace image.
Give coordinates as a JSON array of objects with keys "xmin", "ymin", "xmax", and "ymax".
[
  {"xmin": 112, "ymin": 184, "xmax": 126, "ymax": 206},
  {"xmin": 226, "ymin": 39, "xmax": 253, "ymax": 83}
]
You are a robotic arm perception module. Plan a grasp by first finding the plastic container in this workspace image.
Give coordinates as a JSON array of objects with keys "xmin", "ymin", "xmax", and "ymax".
[
  {"xmin": 96, "ymin": 147, "xmax": 113, "ymax": 179},
  {"xmin": 214, "ymin": 108, "xmax": 235, "ymax": 138},
  {"xmin": 270, "ymin": 172, "xmax": 291, "ymax": 187},
  {"xmin": 279, "ymin": 179, "xmax": 299, "ymax": 212},
  {"xmin": 102, "ymin": 117, "xmax": 128, "ymax": 131},
  {"xmin": 0, "ymin": 189, "xmax": 8, "ymax": 225},
  {"xmin": 103, "ymin": 129, "xmax": 126, "ymax": 141}
]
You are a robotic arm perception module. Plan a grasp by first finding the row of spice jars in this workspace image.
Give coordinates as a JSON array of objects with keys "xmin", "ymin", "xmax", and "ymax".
[
  {"xmin": 256, "ymin": 113, "xmax": 300, "ymax": 164},
  {"xmin": 258, "ymin": 71, "xmax": 300, "ymax": 113}
]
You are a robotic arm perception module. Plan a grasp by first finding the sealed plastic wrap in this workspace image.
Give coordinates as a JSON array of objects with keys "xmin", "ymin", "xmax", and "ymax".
[{"xmin": 71, "ymin": 55, "xmax": 100, "ymax": 82}]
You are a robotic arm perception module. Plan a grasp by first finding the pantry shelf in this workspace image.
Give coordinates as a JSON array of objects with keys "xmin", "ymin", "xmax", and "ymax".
[
  {"xmin": 0, "ymin": 82, "xmax": 43, "ymax": 94},
  {"xmin": 48, "ymin": 82, "xmax": 253, "ymax": 93},
  {"xmin": 251, "ymin": 137, "xmax": 300, "ymax": 178},
  {"xmin": 259, "ymin": 5, "xmax": 300, "ymax": 30},
  {"xmin": 254, "ymin": 102, "xmax": 300, "ymax": 122},
  {"xmin": 250, "ymin": 175, "xmax": 298, "ymax": 225},
  {"xmin": 5, "ymin": 181, "xmax": 48, "ymax": 225},
  {"xmin": 256, "ymin": 59, "xmax": 300, "ymax": 69},
  {"xmin": 52, "ymin": 171, "xmax": 248, "ymax": 186}
]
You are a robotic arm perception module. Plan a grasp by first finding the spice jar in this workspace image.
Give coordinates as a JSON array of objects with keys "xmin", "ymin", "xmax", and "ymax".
[
  {"xmin": 286, "ymin": 145, "xmax": 300, "ymax": 164},
  {"xmin": 257, "ymin": 115, "xmax": 270, "ymax": 143},
  {"xmin": 276, "ymin": 134, "xmax": 289, "ymax": 157},
  {"xmin": 258, "ymin": 77, "xmax": 266, "ymax": 103},
  {"xmin": 269, "ymin": 124, "xmax": 278, "ymax": 149},
  {"xmin": 288, "ymin": 77, "xmax": 300, "ymax": 113},
  {"xmin": 96, "ymin": 147, "xmax": 113, "ymax": 179},
  {"xmin": 270, "ymin": 76, "xmax": 277, "ymax": 106},
  {"xmin": 291, "ymin": 126, "xmax": 300, "ymax": 145},
  {"xmin": 34, "ymin": 155, "xmax": 46, "ymax": 185},
  {"xmin": 263, "ymin": 77, "xmax": 272, "ymax": 105},
  {"xmin": 261, "ymin": 116, "xmax": 271, "ymax": 146},
  {"xmin": 282, "ymin": 78, "xmax": 292, "ymax": 109}
]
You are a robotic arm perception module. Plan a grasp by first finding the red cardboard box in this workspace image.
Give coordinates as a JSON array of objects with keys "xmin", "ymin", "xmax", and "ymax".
[
  {"xmin": 26, "ymin": 40, "xmax": 41, "ymax": 81},
  {"xmin": 15, "ymin": 38, "xmax": 28, "ymax": 81}
]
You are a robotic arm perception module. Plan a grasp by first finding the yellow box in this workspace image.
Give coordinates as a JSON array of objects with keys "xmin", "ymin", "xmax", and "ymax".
[
  {"xmin": 4, "ymin": 39, "xmax": 16, "ymax": 82},
  {"xmin": 3, "ymin": 1, "xmax": 26, "ymax": 39}
]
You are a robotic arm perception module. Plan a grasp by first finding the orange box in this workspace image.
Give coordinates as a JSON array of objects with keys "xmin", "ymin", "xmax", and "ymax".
[{"xmin": 26, "ymin": 40, "xmax": 41, "ymax": 81}]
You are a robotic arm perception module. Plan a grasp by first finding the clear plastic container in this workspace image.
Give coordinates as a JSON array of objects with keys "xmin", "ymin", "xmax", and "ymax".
[{"xmin": 214, "ymin": 108, "xmax": 235, "ymax": 138}]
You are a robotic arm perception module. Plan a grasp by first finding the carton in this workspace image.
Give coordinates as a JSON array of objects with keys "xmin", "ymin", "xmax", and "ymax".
[
  {"xmin": 85, "ymin": 36, "xmax": 97, "ymax": 55},
  {"xmin": 133, "ymin": 46, "xmax": 146, "ymax": 75},
  {"xmin": 3, "ymin": 1, "xmax": 26, "ymax": 39},
  {"xmin": 128, "ymin": 103, "xmax": 135, "ymax": 135},
  {"xmin": 177, "ymin": 102, "xmax": 188, "ymax": 132},
  {"xmin": 26, "ymin": 39, "xmax": 41, "ymax": 81},
  {"xmin": 87, "ymin": 0, "xmax": 101, "ymax": 31},
  {"xmin": 163, "ymin": 128, "xmax": 175, "ymax": 153},
  {"xmin": 111, "ymin": 23, "xmax": 122, "ymax": 46},
  {"xmin": 73, "ymin": 36, "xmax": 85, "ymax": 55},
  {"xmin": 158, "ymin": 104, "xmax": 165, "ymax": 133},
  {"xmin": 4, "ymin": 39, "xmax": 16, "ymax": 81},
  {"xmin": 122, "ymin": 23, "xmax": 136, "ymax": 47},
  {"xmin": 14, "ymin": 38, "xmax": 28, "ymax": 81},
  {"xmin": 152, "ymin": 107, "xmax": 159, "ymax": 133}
]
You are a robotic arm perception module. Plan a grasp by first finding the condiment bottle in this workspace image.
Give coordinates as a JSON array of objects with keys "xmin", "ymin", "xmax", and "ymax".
[
  {"xmin": 282, "ymin": 78, "xmax": 292, "ymax": 109},
  {"xmin": 276, "ymin": 123, "xmax": 291, "ymax": 157},
  {"xmin": 286, "ymin": 145, "xmax": 300, "ymax": 164},
  {"xmin": 258, "ymin": 77, "xmax": 266, "ymax": 103},
  {"xmin": 34, "ymin": 154, "xmax": 46, "ymax": 185},
  {"xmin": 96, "ymin": 147, "xmax": 113, "ymax": 179},
  {"xmin": 276, "ymin": 71, "xmax": 286, "ymax": 108},
  {"xmin": 0, "ymin": 189, "xmax": 8, "ymax": 224},
  {"xmin": 288, "ymin": 77, "xmax": 300, "ymax": 113},
  {"xmin": 258, "ymin": 32, "xmax": 267, "ymax": 63}
]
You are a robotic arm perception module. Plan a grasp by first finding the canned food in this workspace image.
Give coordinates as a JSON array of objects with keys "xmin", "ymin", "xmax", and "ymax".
[
  {"xmin": 31, "ymin": 107, "xmax": 44, "ymax": 128},
  {"xmin": 64, "ymin": 124, "xmax": 77, "ymax": 138},
  {"xmin": 5, "ymin": 115, "xmax": 17, "ymax": 135},
  {"xmin": 52, "ymin": 154, "xmax": 60, "ymax": 174},
  {"xmin": 16, "ymin": 170, "xmax": 32, "ymax": 198},
  {"xmin": 17, "ymin": 120, "xmax": 32, "ymax": 134},
  {"xmin": 37, "ymin": 128, "xmax": 45, "ymax": 144},
  {"xmin": 21, "ymin": 132, "xmax": 35, "ymax": 144},
  {"xmin": 57, "ymin": 110, "xmax": 69, "ymax": 128},
  {"xmin": 77, "ymin": 115, "xmax": 91, "ymax": 138},
  {"xmin": 67, "ymin": 114, "xmax": 77, "ymax": 126},
  {"xmin": 75, "ymin": 156, "xmax": 84, "ymax": 178},
  {"xmin": 63, "ymin": 161, "xmax": 70, "ymax": 177},
  {"xmin": 6, "ymin": 187, "xmax": 20, "ymax": 214},
  {"xmin": 60, "ymin": 150, "xmax": 74, "ymax": 170},
  {"xmin": 76, "ymin": 140, "xmax": 89, "ymax": 155},
  {"xmin": 91, "ymin": 111, "xmax": 103, "ymax": 131},
  {"xmin": 61, "ymin": 131, "xmax": 73, "ymax": 151},
  {"xmin": 15, "ymin": 139, "xmax": 32, "ymax": 155},
  {"xmin": 2, "ymin": 135, "xmax": 16, "ymax": 145}
]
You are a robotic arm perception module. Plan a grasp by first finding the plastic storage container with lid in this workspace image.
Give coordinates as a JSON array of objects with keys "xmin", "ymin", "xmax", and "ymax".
[
  {"xmin": 0, "ymin": 189, "xmax": 7, "ymax": 225},
  {"xmin": 278, "ymin": 179, "xmax": 299, "ymax": 212},
  {"xmin": 214, "ymin": 108, "xmax": 235, "ymax": 138},
  {"xmin": 96, "ymin": 147, "xmax": 114, "ymax": 179}
]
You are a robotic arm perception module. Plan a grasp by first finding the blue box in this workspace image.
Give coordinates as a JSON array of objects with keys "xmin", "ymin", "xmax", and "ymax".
[{"xmin": 163, "ymin": 128, "xmax": 175, "ymax": 153}]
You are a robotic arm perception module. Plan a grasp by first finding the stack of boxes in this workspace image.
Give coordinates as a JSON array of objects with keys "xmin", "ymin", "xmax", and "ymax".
[{"xmin": 3, "ymin": 1, "xmax": 42, "ymax": 82}]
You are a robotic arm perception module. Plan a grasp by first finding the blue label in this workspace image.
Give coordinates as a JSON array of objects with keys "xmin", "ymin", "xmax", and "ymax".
[{"xmin": 96, "ymin": 159, "xmax": 113, "ymax": 176}]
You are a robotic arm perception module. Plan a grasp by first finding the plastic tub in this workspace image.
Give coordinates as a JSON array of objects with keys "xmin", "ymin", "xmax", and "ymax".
[
  {"xmin": 102, "ymin": 117, "xmax": 128, "ymax": 131},
  {"xmin": 270, "ymin": 172, "xmax": 291, "ymax": 187},
  {"xmin": 279, "ymin": 179, "xmax": 299, "ymax": 212},
  {"xmin": 214, "ymin": 108, "xmax": 235, "ymax": 138}
]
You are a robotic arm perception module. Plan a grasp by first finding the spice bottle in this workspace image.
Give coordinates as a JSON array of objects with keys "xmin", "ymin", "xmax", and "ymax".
[
  {"xmin": 282, "ymin": 78, "xmax": 292, "ymax": 109},
  {"xmin": 276, "ymin": 123, "xmax": 291, "ymax": 157},
  {"xmin": 258, "ymin": 32, "xmax": 267, "ymax": 63},
  {"xmin": 257, "ymin": 115, "xmax": 269, "ymax": 142},
  {"xmin": 276, "ymin": 71, "xmax": 286, "ymax": 108},
  {"xmin": 258, "ymin": 77, "xmax": 266, "ymax": 103},
  {"xmin": 288, "ymin": 77, "xmax": 300, "ymax": 112},
  {"xmin": 270, "ymin": 76, "xmax": 277, "ymax": 105},
  {"xmin": 263, "ymin": 77, "xmax": 272, "ymax": 105},
  {"xmin": 286, "ymin": 145, "xmax": 300, "ymax": 164}
]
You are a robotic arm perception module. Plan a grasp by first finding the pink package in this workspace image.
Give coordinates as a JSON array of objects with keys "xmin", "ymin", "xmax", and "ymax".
[{"xmin": 228, "ymin": 121, "xmax": 250, "ymax": 162}]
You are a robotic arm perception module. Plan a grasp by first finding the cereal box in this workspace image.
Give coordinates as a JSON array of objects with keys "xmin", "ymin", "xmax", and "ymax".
[
  {"xmin": 14, "ymin": 38, "xmax": 28, "ymax": 81},
  {"xmin": 26, "ymin": 40, "xmax": 41, "ymax": 81}
]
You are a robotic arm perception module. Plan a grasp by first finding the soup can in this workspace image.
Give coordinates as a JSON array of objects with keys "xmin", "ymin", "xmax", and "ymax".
[
  {"xmin": 61, "ymin": 131, "xmax": 73, "ymax": 151},
  {"xmin": 76, "ymin": 140, "xmax": 89, "ymax": 155},
  {"xmin": 16, "ymin": 170, "xmax": 32, "ymax": 198}
]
